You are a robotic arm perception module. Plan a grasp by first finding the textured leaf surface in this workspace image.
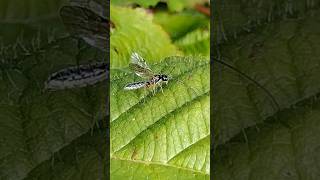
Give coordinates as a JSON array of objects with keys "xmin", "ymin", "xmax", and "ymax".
[
  {"xmin": 0, "ymin": 38, "xmax": 107, "ymax": 180},
  {"xmin": 110, "ymin": 5, "xmax": 179, "ymax": 68},
  {"xmin": 0, "ymin": 0, "xmax": 67, "ymax": 45},
  {"xmin": 213, "ymin": 3, "xmax": 320, "ymax": 178},
  {"xmin": 110, "ymin": 56, "xmax": 210, "ymax": 179},
  {"xmin": 24, "ymin": 124, "xmax": 107, "ymax": 180},
  {"xmin": 0, "ymin": 0, "xmax": 66, "ymax": 19},
  {"xmin": 0, "ymin": 1, "xmax": 109, "ymax": 179},
  {"xmin": 175, "ymin": 29, "xmax": 209, "ymax": 57},
  {"xmin": 212, "ymin": 0, "xmax": 320, "ymax": 44},
  {"xmin": 214, "ymin": 10, "xmax": 320, "ymax": 146},
  {"xmin": 214, "ymin": 95, "xmax": 320, "ymax": 180}
]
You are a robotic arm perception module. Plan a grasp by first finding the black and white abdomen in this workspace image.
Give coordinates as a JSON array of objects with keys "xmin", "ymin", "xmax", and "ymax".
[
  {"xmin": 45, "ymin": 62, "xmax": 108, "ymax": 90},
  {"xmin": 124, "ymin": 81, "xmax": 147, "ymax": 90},
  {"xmin": 123, "ymin": 74, "xmax": 169, "ymax": 91}
]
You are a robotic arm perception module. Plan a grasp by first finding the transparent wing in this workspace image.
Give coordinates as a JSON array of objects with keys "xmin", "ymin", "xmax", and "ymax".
[
  {"xmin": 60, "ymin": 6, "xmax": 109, "ymax": 51},
  {"xmin": 129, "ymin": 52, "xmax": 154, "ymax": 78}
]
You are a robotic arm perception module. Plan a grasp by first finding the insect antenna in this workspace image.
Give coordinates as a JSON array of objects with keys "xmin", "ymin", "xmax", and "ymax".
[{"xmin": 213, "ymin": 57, "xmax": 280, "ymax": 111}]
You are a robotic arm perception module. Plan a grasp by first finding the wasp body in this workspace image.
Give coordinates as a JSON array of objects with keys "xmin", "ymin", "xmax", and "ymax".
[{"xmin": 124, "ymin": 53, "xmax": 169, "ymax": 91}]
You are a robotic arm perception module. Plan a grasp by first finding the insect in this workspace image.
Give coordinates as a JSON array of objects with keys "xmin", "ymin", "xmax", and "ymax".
[
  {"xmin": 44, "ymin": 0, "xmax": 110, "ymax": 90},
  {"xmin": 44, "ymin": 62, "xmax": 108, "ymax": 90},
  {"xmin": 124, "ymin": 52, "xmax": 169, "ymax": 92}
]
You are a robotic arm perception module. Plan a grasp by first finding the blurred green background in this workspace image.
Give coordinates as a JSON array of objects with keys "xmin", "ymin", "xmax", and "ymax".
[{"xmin": 110, "ymin": 0, "xmax": 210, "ymax": 68}]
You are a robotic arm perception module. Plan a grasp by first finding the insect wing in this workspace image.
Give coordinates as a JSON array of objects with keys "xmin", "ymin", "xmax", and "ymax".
[
  {"xmin": 60, "ymin": 6, "xmax": 109, "ymax": 51},
  {"xmin": 124, "ymin": 81, "xmax": 147, "ymax": 90},
  {"xmin": 131, "ymin": 52, "xmax": 150, "ymax": 69},
  {"xmin": 129, "ymin": 52, "xmax": 154, "ymax": 78}
]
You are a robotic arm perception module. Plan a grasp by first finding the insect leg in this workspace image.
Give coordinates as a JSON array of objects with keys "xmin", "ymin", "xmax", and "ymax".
[
  {"xmin": 143, "ymin": 88, "xmax": 147, "ymax": 103},
  {"xmin": 160, "ymin": 84, "xmax": 164, "ymax": 94},
  {"xmin": 152, "ymin": 85, "xmax": 156, "ymax": 95}
]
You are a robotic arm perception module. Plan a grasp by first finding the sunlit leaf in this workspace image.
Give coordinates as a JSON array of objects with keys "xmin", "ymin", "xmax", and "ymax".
[
  {"xmin": 153, "ymin": 11, "xmax": 208, "ymax": 41},
  {"xmin": 175, "ymin": 29, "xmax": 209, "ymax": 57},
  {"xmin": 111, "ymin": 0, "xmax": 207, "ymax": 12},
  {"xmin": 110, "ymin": 5, "xmax": 180, "ymax": 68},
  {"xmin": 110, "ymin": 56, "xmax": 210, "ymax": 179}
]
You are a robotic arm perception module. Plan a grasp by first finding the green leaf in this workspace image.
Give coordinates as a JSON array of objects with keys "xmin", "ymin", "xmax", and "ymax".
[
  {"xmin": 213, "ymin": 6, "xmax": 320, "ymax": 180},
  {"xmin": 213, "ymin": 0, "xmax": 320, "ymax": 43},
  {"xmin": 214, "ymin": 96, "xmax": 320, "ymax": 179},
  {"xmin": 0, "ymin": 37, "xmax": 107, "ymax": 180},
  {"xmin": 153, "ymin": 11, "xmax": 208, "ymax": 41},
  {"xmin": 111, "ymin": 0, "xmax": 207, "ymax": 12},
  {"xmin": 110, "ymin": 56, "xmax": 210, "ymax": 179},
  {"xmin": 24, "ymin": 125, "xmax": 107, "ymax": 180},
  {"xmin": 110, "ymin": 5, "xmax": 180, "ymax": 68},
  {"xmin": 0, "ymin": 0, "xmax": 68, "ymax": 45},
  {"xmin": 214, "ymin": 10, "xmax": 320, "ymax": 146},
  {"xmin": 0, "ymin": 0, "xmax": 66, "ymax": 19},
  {"xmin": 175, "ymin": 29, "xmax": 209, "ymax": 57},
  {"xmin": 165, "ymin": 0, "xmax": 206, "ymax": 12},
  {"xmin": 111, "ymin": 0, "xmax": 159, "ymax": 7}
]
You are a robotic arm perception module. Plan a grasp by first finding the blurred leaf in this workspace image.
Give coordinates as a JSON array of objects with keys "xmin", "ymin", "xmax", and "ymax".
[
  {"xmin": 110, "ymin": 56, "xmax": 210, "ymax": 179},
  {"xmin": 0, "ymin": 2, "xmax": 108, "ymax": 179},
  {"xmin": 0, "ymin": 0, "xmax": 68, "ymax": 45},
  {"xmin": 213, "ymin": 0, "xmax": 320, "ymax": 44},
  {"xmin": 153, "ymin": 11, "xmax": 208, "ymax": 40},
  {"xmin": 213, "ymin": 1, "xmax": 320, "ymax": 180},
  {"xmin": 60, "ymin": 5, "xmax": 109, "ymax": 52},
  {"xmin": 214, "ymin": 96, "xmax": 320, "ymax": 179},
  {"xmin": 166, "ymin": 0, "xmax": 207, "ymax": 12},
  {"xmin": 110, "ymin": 5, "xmax": 180, "ymax": 68},
  {"xmin": 70, "ymin": 0, "xmax": 108, "ymax": 18},
  {"xmin": 214, "ymin": 9, "xmax": 320, "ymax": 146},
  {"xmin": 175, "ymin": 29, "xmax": 209, "ymax": 57},
  {"xmin": 111, "ymin": 0, "xmax": 208, "ymax": 12},
  {"xmin": 0, "ymin": 0, "xmax": 66, "ymax": 19},
  {"xmin": 24, "ymin": 124, "xmax": 107, "ymax": 180},
  {"xmin": 111, "ymin": 0, "xmax": 159, "ymax": 7},
  {"xmin": 0, "ymin": 37, "xmax": 107, "ymax": 180}
]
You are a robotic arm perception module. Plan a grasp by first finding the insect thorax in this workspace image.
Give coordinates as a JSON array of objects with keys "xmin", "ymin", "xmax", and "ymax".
[{"xmin": 152, "ymin": 74, "xmax": 168, "ymax": 84}]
